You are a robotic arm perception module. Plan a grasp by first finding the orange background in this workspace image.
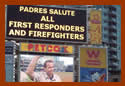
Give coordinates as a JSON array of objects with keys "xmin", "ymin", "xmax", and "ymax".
[{"xmin": 0, "ymin": 0, "xmax": 124, "ymax": 86}]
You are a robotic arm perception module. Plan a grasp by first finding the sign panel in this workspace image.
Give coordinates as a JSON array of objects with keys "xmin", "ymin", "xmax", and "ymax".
[
  {"xmin": 80, "ymin": 67, "xmax": 107, "ymax": 82},
  {"xmin": 80, "ymin": 47, "xmax": 107, "ymax": 68},
  {"xmin": 6, "ymin": 5, "xmax": 87, "ymax": 43},
  {"xmin": 89, "ymin": 10, "xmax": 102, "ymax": 44},
  {"xmin": 20, "ymin": 42, "xmax": 73, "ymax": 54}
]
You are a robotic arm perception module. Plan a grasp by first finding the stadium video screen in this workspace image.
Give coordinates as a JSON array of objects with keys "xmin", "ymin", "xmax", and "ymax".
[{"xmin": 19, "ymin": 55, "xmax": 73, "ymax": 82}]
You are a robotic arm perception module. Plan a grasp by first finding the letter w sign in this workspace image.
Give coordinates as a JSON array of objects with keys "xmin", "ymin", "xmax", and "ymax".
[{"xmin": 87, "ymin": 50, "xmax": 100, "ymax": 59}]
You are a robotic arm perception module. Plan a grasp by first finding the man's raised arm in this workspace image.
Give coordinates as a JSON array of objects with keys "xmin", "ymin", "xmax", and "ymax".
[{"xmin": 26, "ymin": 56, "xmax": 40, "ymax": 80}]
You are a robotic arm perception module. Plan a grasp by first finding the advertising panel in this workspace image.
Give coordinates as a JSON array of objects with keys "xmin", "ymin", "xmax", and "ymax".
[
  {"xmin": 19, "ymin": 55, "xmax": 73, "ymax": 82},
  {"xmin": 20, "ymin": 42, "xmax": 73, "ymax": 54},
  {"xmin": 89, "ymin": 10, "xmax": 102, "ymax": 44},
  {"xmin": 80, "ymin": 47, "xmax": 108, "ymax": 82},
  {"xmin": 80, "ymin": 67, "xmax": 107, "ymax": 82},
  {"xmin": 6, "ymin": 5, "xmax": 87, "ymax": 43},
  {"xmin": 80, "ymin": 47, "xmax": 107, "ymax": 68}
]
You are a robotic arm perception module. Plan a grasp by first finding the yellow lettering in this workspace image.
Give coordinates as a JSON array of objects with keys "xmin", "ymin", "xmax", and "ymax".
[
  {"xmin": 19, "ymin": 6, "xmax": 24, "ymax": 12},
  {"xmin": 80, "ymin": 26, "xmax": 85, "ymax": 32},
  {"xmin": 70, "ymin": 33, "xmax": 74, "ymax": 39},
  {"xmin": 41, "ymin": 16, "xmax": 46, "ymax": 21},
  {"xmin": 49, "ymin": 9, "xmax": 53, "ymax": 15},
  {"xmin": 19, "ymin": 6, "xmax": 48, "ymax": 14},
  {"xmin": 71, "ymin": 11, "xmax": 75, "ymax": 16},
  {"xmin": 9, "ymin": 29, "xmax": 15, "ymax": 35},
  {"xmin": 49, "ymin": 9, "xmax": 75, "ymax": 16},
  {"xmin": 75, "ymin": 34, "xmax": 79, "ymax": 39},
  {"xmin": 9, "ymin": 21, "xmax": 32, "ymax": 28},
  {"xmin": 9, "ymin": 29, "xmax": 26, "ymax": 36},
  {"xmin": 37, "ymin": 31, "xmax": 42, "ymax": 37},
  {"xmin": 80, "ymin": 34, "xmax": 84, "ymax": 40},
  {"xmin": 42, "ymin": 31, "xmax": 46, "ymax": 38}
]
